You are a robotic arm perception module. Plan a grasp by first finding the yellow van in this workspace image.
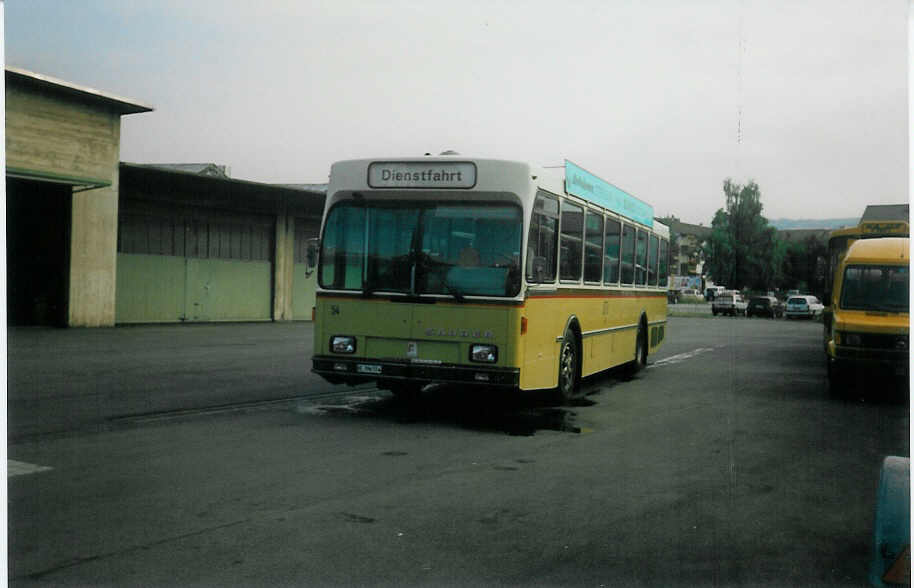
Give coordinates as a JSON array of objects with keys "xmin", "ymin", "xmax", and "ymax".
[{"xmin": 825, "ymin": 237, "xmax": 909, "ymax": 391}]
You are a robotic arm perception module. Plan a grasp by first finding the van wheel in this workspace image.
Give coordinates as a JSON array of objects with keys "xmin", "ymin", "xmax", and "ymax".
[
  {"xmin": 827, "ymin": 358, "xmax": 847, "ymax": 396},
  {"xmin": 555, "ymin": 328, "xmax": 579, "ymax": 403}
]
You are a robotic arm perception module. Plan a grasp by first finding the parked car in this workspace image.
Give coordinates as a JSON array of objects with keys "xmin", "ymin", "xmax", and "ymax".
[
  {"xmin": 705, "ymin": 285, "xmax": 725, "ymax": 301},
  {"xmin": 712, "ymin": 293, "xmax": 748, "ymax": 316},
  {"xmin": 679, "ymin": 288, "xmax": 702, "ymax": 298},
  {"xmin": 785, "ymin": 295, "xmax": 824, "ymax": 319},
  {"xmin": 746, "ymin": 296, "xmax": 784, "ymax": 318}
]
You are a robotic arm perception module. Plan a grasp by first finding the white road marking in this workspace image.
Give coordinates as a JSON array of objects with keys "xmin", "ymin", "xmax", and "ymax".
[
  {"xmin": 648, "ymin": 347, "xmax": 716, "ymax": 368},
  {"xmin": 8, "ymin": 460, "xmax": 52, "ymax": 477}
]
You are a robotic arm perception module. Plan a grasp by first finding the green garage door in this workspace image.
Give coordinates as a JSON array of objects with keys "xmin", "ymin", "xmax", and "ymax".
[{"xmin": 116, "ymin": 203, "xmax": 274, "ymax": 323}]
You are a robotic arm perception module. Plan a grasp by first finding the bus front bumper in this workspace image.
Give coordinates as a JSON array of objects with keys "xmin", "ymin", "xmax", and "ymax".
[
  {"xmin": 312, "ymin": 356, "xmax": 520, "ymax": 388},
  {"xmin": 828, "ymin": 345, "xmax": 909, "ymax": 378}
]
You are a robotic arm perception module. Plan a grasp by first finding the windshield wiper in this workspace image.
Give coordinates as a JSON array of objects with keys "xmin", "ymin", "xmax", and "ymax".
[
  {"xmin": 441, "ymin": 281, "xmax": 466, "ymax": 303},
  {"xmin": 416, "ymin": 254, "xmax": 465, "ymax": 302}
]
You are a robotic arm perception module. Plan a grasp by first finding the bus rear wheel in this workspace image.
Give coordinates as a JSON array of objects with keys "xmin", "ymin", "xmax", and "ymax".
[
  {"xmin": 555, "ymin": 328, "xmax": 579, "ymax": 403},
  {"xmin": 625, "ymin": 322, "xmax": 647, "ymax": 378}
]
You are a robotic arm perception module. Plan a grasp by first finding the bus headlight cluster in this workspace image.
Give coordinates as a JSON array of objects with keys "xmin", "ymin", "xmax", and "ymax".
[
  {"xmin": 470, "ymin": 344, "xmax": 498, "ymax": 363},
  {"xmin": 331, "ymin": 335, "xmax": 356, "ymax": 354}
]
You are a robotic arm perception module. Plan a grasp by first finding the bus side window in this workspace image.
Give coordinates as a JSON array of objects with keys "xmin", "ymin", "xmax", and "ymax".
[
  {"xmin": 620, "ymin": 224, "xmax": 635, "ymax": 284},
  {"xmin": 635, "ymin": 230, "xmax": 648, "ymax": 285},
  {"xmin": 526, "ymin": 192, "xmax": 558, "ymax": 283},
  {"xmin": 604, "ymin": 218, "xmax": 621, "ymax": 285},
  {"xmin": 658, "ymin": 238, "xmax": 669, "ymax": 288},
  {"xmin": 559, "ymin": 200, "xmax": 584, "ymax": 282},
  {"xmin": 584, "ymin": 211, "xmax": 604, "ymax": 283},
  {"xmin": 648, "ymin": 234, "xmax": 659, "ymax": 286}
]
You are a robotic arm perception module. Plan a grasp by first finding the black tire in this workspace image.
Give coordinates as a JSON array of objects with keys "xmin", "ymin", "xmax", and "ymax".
[
  {"xmin": 555, "ymin": 327, "xmax": 580, "ymax": 403},
  {"xmin": 625, "ymin": 321, "xmax": 648, "ymax": 378},
  {"xmin": 827, "ymin": 357, "xmax": 845, "ymax": 396}
]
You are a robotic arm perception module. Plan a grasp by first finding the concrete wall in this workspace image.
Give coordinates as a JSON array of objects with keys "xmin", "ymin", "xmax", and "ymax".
[
  {"xmin": 6, "ymin": 83, "xmax": 121, "ymax": 185},
  {"xmin": 273, "ymin": 211, "xmax": 295, "ymax": 321},
  {"xmin": 70, "ymin": 183, "xmax": 120, "ymax": 326},
  {"xmin": 7, "ymin": 78, "xmax": 125, "ymax": 326}
]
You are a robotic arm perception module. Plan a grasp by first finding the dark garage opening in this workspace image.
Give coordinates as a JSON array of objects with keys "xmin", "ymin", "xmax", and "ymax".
[{"xmin": 7, "ymin": 177, "xmax": 72, "ymax": 326}]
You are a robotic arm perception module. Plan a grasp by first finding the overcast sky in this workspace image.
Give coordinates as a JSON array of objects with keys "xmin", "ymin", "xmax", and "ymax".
[{"xmin": 6, "ymin": 0, "xmax": 909, "ymax": 225}]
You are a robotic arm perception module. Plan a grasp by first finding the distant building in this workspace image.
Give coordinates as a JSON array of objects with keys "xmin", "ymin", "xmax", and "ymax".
[
  {"xmin": 776, "ymin": 228, "xmax": 830, "ymax": 245},
  {"xmin": 860, "ymin": 204, "xmax": 909, "ymax": 223},
  {"xmin": 658, "ymin": 217, "xmax": 711, "ymax": 278},
  {"xmin": 135, "ymin": 162, "xmax": 232, "ymax": 178}
]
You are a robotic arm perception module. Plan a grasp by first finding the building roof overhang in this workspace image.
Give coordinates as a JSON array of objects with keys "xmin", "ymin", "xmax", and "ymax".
[{"xmin": 6, "ymin": 66, "xmax": 153, "ymax": 115}]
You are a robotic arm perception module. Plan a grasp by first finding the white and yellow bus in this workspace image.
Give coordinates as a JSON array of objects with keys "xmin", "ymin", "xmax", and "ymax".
[{"xmin": 311, "ymin": 156, "xmax": 670, "ymax": 401}]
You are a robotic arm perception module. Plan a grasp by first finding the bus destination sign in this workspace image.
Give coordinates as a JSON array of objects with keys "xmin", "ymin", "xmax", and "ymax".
[
  {"xmin": 368, "ymin": 162, "xmax": 477, "ymax": 189},
  {"xmin": 564, "ymin": 160, "xmax": 653, "ymax": 227}
]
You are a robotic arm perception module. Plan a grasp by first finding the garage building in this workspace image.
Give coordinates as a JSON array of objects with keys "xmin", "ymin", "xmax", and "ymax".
[{"xmin": 6, "ymin": 67, "xmax": 326, "ymax": 327}]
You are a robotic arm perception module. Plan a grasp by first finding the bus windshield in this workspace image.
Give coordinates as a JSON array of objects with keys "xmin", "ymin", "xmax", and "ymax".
[
  {"xmin": 319, "ymin": 201, "xmax": 522, "ymax": 298},
  {"xmin": 839, "ymin": 264, "xmax": 909, "ymax": 313}
]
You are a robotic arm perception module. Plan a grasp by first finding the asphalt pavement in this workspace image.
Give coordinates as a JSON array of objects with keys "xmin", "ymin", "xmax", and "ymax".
[
  {"xmin": 7, "ymin": 317, "xmax": 908, "ymax": 586},
  {"xmin": 7, "ymin": 322, "xmax": 358, "ymax": 440}
]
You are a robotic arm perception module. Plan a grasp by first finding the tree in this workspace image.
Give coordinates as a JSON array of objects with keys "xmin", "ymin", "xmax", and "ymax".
[
  {"xmin": 778, "ymin": 234, "xmax": 827, "ymax": 298},
  {"xmin": 703, "ymin": 179, "xmax": 779, "ymax": 291}
]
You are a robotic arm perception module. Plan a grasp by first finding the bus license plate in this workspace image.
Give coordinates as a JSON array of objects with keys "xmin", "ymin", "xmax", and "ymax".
[{"xmin": 357, "ymin": 364, "xmax": 382, "ymax": 374}]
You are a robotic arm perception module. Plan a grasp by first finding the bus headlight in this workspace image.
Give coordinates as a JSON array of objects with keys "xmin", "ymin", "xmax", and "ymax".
[
  {"xmin": 331, "ymin": 335, "xmax": 356, "ymax": 354},
  {"xmin": 470, "ymin": 344, "xmax": 498, "ymax": 363}
]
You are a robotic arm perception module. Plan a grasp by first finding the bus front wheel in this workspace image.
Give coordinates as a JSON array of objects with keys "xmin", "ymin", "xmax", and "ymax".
[{"xmin": 555, "ymin": 328, "xmax": 580, "ymax": 403}]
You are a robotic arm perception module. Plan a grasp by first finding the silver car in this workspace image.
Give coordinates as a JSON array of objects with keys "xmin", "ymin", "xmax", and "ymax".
[{"xmin": 785, "ymin": 295, "xmax": 824, "ymax": 319}]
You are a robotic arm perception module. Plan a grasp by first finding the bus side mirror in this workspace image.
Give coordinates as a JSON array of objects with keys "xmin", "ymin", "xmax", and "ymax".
[{"xmin": 305, "ymin": 238, "xmax": 320, "ymax": 277}]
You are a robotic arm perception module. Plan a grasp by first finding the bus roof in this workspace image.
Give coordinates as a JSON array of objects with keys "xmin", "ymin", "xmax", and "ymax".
[
  {"xmin": 844, "ymin": 237, "xmax": 909, "ymax": 265},
  {"xmin": 328, "ymin": 156, "xmax": 667, "ymax": 235}
]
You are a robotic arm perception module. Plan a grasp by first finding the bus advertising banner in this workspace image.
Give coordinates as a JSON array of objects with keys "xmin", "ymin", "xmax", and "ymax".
[{"xmin": 564, "ymin": 160, "xmax": 654, "ymax": 227}]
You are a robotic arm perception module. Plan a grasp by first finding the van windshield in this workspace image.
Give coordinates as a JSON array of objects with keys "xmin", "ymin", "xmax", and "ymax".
[
  {"xmin": 319, "ymin": 201, "xmax": 523, "ymax": 298},
  {"xmin": 840, "ymin": 265, "xmax": 909, "ymax": 312}
]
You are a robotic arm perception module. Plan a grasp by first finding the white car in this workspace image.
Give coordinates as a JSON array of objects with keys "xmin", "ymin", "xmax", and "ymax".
[
  {"xmin": 712, "ymin": 293, "xmax": 748, "ymax": 316},
  {"xmin": 785, "ymin": 295, "xmax": 824, "ymax": 319}
]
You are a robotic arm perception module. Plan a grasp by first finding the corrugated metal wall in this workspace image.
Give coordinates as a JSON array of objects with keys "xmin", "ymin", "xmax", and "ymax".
[{"xmin": 116, "ymin": 202, "xmax": 274, "ymax": 323}]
